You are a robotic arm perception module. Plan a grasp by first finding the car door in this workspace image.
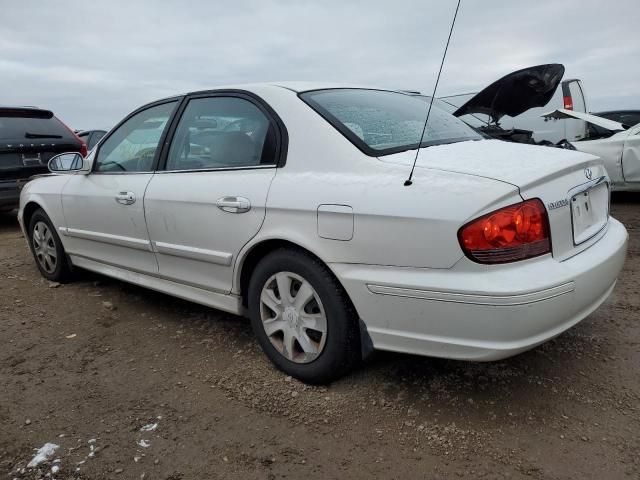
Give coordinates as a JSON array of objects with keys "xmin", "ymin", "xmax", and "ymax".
[
  {"xmin": 143, "ymin": 92, "xmax": 285, "ymax": 293},
  {"xmin": 621, "ymin": 125, "xmax": 640, "ymax": 183},
  {"xmin": 60, "ymin": 100, "xmax": 179, "ymax": 274}
]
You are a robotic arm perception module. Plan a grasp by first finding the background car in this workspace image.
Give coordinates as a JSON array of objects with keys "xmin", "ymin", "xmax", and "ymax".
[
  {"xmin": 593, "ymin": 110, "xmax": 640, "ymax": 127},
  {"xmin": 76, "ymin": 129, "xmax": 107, "ymax": 151},
  {"xmin": 18, "ymin": 84, "xmax": 627, "ymax": 383},
  {"xmin": 587, "ymin": 110, "xmax": 640, "ymax": 138},
  {"xmin": 0, "ymin": 106, "xmax": 87, "ymax": 213},
  {"xmin": 543, "ymin": 108, "xmax": 640, "ymax": 191}
]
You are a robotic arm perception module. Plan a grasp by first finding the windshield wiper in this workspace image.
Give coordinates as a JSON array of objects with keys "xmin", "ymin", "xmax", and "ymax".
[{"xmin": 25, "ymin": 132, "xmax": 63, "ymax": 139}]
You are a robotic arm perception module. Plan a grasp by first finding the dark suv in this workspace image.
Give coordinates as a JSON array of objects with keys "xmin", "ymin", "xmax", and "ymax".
[{"xmin": 0, "ymin": 106, "xmax": 87, "ymax": 212}]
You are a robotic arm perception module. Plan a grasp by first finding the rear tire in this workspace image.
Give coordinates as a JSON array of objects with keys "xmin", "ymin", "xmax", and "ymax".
[
  {"xmin": 248, "ymin": 248, "xmax": 360, "ymax": 384},
  {"xmin": 28, "ymin": 209, "xmax": 73, "ymax": 283}
]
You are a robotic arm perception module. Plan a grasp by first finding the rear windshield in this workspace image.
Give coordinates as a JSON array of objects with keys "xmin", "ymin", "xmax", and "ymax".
[
  {"xmin": 300, "ymin": 89, "xmax": 482, "ymax": 155},
  {"xmin": 0, "ymin": 114, "xmax": 73, "ymax": 141}
]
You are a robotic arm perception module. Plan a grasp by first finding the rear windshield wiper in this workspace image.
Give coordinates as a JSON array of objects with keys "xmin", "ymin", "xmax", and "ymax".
[{"xmin": 25, "ymin": 132, "xmax": 63, "ymax": 139}]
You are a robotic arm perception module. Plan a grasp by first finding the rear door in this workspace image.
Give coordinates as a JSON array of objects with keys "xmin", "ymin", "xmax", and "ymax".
[
  {"xmin": 144, "ymin": 92, "xmax": 284, "ymax": 293},
  {"xmin": 60, "ymin": 100, "xmax": 178, "ymax": 274}
]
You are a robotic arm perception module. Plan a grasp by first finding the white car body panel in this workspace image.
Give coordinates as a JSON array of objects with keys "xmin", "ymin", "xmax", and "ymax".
[
  {"xmin": 18, "ymin": 83, "xmax": 629, "ymax": 363},
  {"xmin": 60, "ymin": 171, "xmax": 158, "ymax": 274},
  {"xmin": 543, "ymin": 109, "xmax": 640, "ymax": 191},
  {"xmin": 543, "ymin": 108, "xmax": 626, "ymax": 132},
  {"xmin": 334, "ymin": 218, "xmax": 626, "ymax": 359},
  {"xmin": 144, "ymin": 168, "xmax": 276, "ymax": 293}
]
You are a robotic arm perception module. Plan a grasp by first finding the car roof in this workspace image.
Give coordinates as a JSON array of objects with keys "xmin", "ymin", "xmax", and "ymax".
[
  {"xmin": 158, "ymin": 82, "xmax": 396, "ymax": 100},
  {"xmin": 0, "ymin": 105, "xmax": 43, "ymax": 110},
  {"xmin": 0, "ymin": 105, "xmax": 54, "ymax": 118},
  {"xmin": 138, "ymin": 82, "xmax": 408, "ymax": 113}
]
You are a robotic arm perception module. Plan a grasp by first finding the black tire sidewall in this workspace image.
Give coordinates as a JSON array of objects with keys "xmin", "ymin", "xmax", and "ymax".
[
  {"xmin": 28, "ymin": 209, "xmax": 69, "ymax": 282},
  {"xmin": 248, "ymin": 249, "xmax": 358, "ymax": 384}
]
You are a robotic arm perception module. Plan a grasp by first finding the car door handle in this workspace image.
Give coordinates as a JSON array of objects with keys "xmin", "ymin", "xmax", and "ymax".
[
  {"xmin": 216, "ymin": 196, "xmax": 251, "ymax": 213},
  {"xmin": 115, "ymin": 191, "xmax": 136, "ymax": 205}
]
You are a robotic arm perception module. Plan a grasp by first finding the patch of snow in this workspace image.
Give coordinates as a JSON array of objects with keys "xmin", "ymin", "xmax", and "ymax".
[
  {"xmin": 138, "ymin": 439, "xmax": 150, "ymax": 448},
  {"xmin": 51, "ymin": 464, "xmax": 60, "ymax": 474},
  {"xmin": 140, "ymin": 423, "xmax": 158, "ymax": 432},
  {"xmin": 27, "ymin": 443, "xmax": 59, "ymax": 468}
]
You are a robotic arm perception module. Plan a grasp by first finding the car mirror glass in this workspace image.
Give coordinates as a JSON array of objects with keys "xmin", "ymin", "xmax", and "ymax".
[{"xmin": 48, "ymin": 152, "xmax": 84, "ymax": 173}]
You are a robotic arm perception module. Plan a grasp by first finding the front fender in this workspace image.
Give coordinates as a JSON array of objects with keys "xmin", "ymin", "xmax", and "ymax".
[{"xmin": 19, "ymin": 175, "xmax": 73, "ymax": 245}]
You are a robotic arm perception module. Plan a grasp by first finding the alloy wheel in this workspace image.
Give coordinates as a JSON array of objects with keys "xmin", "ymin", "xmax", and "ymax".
[
  {"xmin": 259, "ymin": 271, "xmax": 327, "ymax": 363},
  {"xmin": 32, "ymin": 221, "xmax": 57, "ymax": 274}
]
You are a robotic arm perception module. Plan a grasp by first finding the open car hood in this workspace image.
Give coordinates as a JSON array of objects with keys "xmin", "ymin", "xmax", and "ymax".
[
  {"xmin": 453, "ymin": 64, "xmax": 565, "ymax": 123},
  {"xmin": 541, "ymin": 108, "xmax": 627, "ymax": 132}
]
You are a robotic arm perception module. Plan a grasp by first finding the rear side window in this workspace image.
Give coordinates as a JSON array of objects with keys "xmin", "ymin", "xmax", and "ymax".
[
  {"xmin": 0, "ymin": 114, "xmax": 73, "ymax": 141},
  {"xmin": 165, "ymin": 96, "xmax": 276, "ymax": 171},
  {"xmin": 300, "ymin": 89, "xmax": 481, "ymax": 156}
]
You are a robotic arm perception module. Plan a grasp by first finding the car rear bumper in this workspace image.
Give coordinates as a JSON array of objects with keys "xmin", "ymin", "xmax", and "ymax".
[{"xmin": 331, "ymin": 217, "xmax": 628, "ymax": 361}]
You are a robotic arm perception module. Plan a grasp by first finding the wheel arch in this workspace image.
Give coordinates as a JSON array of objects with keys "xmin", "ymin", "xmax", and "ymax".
[
  {"xmin": 235, "ymin": 237, "xmax": 374, "ymax": 359},
  {"xmin": 22, "ymin": 200, "xmax": 47, "ymax": 235},
  {"xmin": 237, "ymin": 238, "xmax": 326, "ymax": 306}
]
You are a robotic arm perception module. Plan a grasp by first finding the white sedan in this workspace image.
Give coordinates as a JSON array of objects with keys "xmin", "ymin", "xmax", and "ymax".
[
  {"xmin": 543, "ymin": 108, "xmax": 640, "ymax": 192},
  {"xmin": 18, "ymin": 84, "xmax": 628, "ymax": 383}
]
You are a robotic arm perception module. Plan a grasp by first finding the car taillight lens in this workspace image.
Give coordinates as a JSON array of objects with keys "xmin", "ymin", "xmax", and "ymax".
[
  {"xmin": 563, "ymin": 95, "xmax": 573, "ymax": 110},
  {"xmin": 458, "ymin": 199, "xmax": 551, "ymax": 264}
]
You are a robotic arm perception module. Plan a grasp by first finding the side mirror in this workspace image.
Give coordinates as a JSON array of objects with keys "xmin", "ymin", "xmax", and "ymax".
[{"xmin": 48, "ymin": 152, "xmax": 85, "ymax": 173}]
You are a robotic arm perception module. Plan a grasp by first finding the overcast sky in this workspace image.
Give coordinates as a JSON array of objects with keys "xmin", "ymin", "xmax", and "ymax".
[{"xmin": 1, "ymin": 0, "xmax": 638, "ymax": 130}]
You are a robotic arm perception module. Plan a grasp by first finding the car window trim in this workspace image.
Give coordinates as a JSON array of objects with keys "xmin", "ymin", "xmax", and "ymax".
[
  {"xmin": 92, "ymin": 97, "xmax": 182, "ymax": 175},
  {"xmin": 156, "ymin": 89, "xmax": 288, "ymax": 172}
]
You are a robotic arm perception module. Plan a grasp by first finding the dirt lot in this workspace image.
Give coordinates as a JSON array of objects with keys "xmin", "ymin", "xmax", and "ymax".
[{"xmin": 0, "ymin": 195, "xmax": 638, "ymax": 480}]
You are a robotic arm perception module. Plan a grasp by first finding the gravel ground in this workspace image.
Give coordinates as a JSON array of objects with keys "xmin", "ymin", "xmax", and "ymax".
[{"xmin": 1, "ymin": 194, "xmax": 638, "ymax": 480}]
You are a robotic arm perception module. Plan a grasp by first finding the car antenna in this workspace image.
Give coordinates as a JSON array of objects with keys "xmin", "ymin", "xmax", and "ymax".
[{"xmin": 404, "ymin": 0, "xmax": 462, "ymax": 186}]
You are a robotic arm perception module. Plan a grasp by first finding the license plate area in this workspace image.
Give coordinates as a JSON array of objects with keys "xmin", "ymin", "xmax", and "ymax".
[
  {"xmin": 571, "ymin": 182, "xmax": 609, "ymax": 245},
  {"xmin": 21, "ymin": 153, "xmax": 42, "ymax": 166}
]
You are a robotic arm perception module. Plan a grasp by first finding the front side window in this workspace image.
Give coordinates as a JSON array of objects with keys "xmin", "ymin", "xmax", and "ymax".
[
  {"xmin": 165, "ymin": 96, "xmax": 276, "ymax": 171},
  {"xmin": 95, "ymin": 101, "xmax": 177, "ymax": 172},
  {"xmin": 300, "ymin": 89, "xmax": 482, "ymax": 155}
]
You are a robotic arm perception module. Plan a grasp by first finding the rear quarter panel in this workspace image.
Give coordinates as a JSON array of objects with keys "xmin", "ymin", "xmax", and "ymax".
[{"xmin": 236, "ymin": 87, "xmax": 521, "ymax": 287}]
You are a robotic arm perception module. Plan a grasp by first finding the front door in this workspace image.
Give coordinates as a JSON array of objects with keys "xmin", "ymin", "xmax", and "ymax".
[
  {"xmin": 61, "ymin": 100, "xmax": 178, "ymax": 274},
  {"xmin": 144, "ymin": 94, "xmax": 283, "ymax": 293}
]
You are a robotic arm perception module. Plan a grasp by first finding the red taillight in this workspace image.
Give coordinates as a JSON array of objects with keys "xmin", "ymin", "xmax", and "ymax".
[
  {"xmin": 458, "ymin": 199, "xmax": 551, "ymax": 264},
  {"xmin": 563, "ymin": 95, "xmax": 573, "ymax": 110}
]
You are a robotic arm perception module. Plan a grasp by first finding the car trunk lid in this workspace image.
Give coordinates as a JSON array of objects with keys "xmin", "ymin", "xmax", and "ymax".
[
  {"xmin": 380, "ymin": 139, "xmax": 610, "ymax": 260},
  {"xmin": 453, "ymin": 64, "xmax": 565, "ymax": 123}
]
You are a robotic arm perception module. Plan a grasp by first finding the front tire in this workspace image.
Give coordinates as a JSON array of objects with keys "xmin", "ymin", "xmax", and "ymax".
[
  {"xmin": 248, "ymin": 248, "xmax": 360, "ymax": 384},
  {"xmin": 28, "ymin": 209, "xmax": 73, "ymax": 282}
]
